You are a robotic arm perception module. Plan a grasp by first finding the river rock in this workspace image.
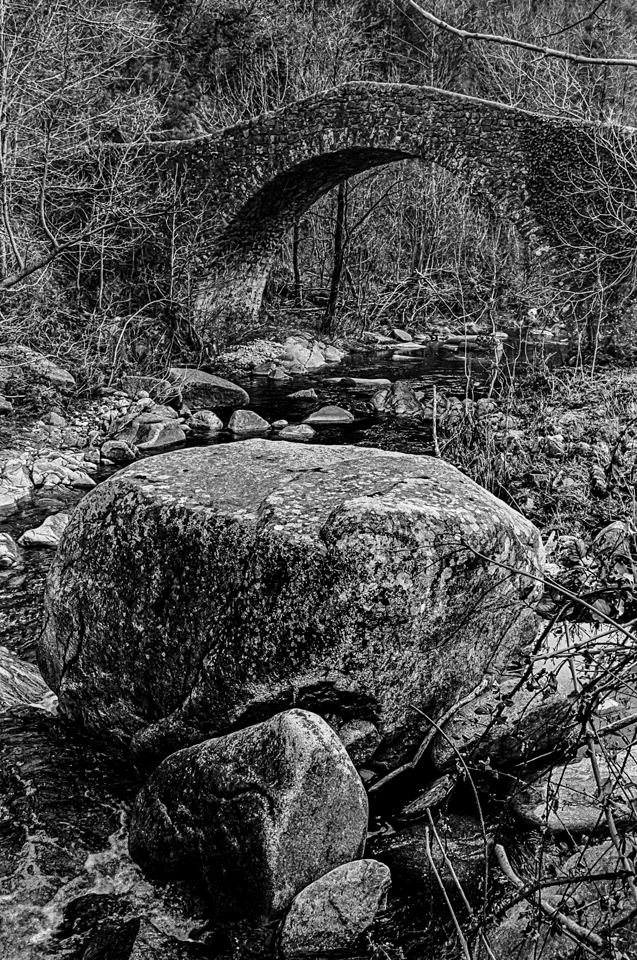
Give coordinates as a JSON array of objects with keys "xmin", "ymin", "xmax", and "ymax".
[
  {"xmin": 283, "ymin": 337, "xmax": 326, "ymax": 371},
  {"xmin": 168, "ymin": 367, "xmax": 249, "ymax": 408},
  {"xmin": 0, "ymin": 646, "xmax": 54, "ymax": 711},
  {"xmin": 19, "ymin": 512, "xmax": 70, "ymax": 548},
  {"xmin": 302, "ymin": 405, "xmax": 354, "ymax": 425},
  {"xmin": 370, "ymin": 381, "xmax": 423, "ymax": 417},
  {"xmin": 392, "ymin": 328, "xmax": 412, "ymax": 342},
  {"xmin": 188, "ymin": 410, "xmax": 224, "ymax": 435},
  {"xmin": 101, "ymin": 439, "xmax": 138, "ymax": 463},
  {"xmin": 136, "ymin": 420, "xmax": 187, "ymax": 451},
  {"xmin": 227, "ymin": 409, "xmax": 271, "ymax": 434},
  {"xmin": 0, "ymin": 532, "xmax": 19, "ymax": 568},
  {"xmin": 429, "ymin": 677, "xmax": 578, "ymax": 772},
  {"xmin": 280, "ymin": 859, "xmax": 390, "ymax": 957},
  {"xmin": 512, "ymin": 746, "xmax": 637, "ymax": 833},
  {"xmin": 0, "ymin": 395, "xmax": 13, "ymax": 414},
  {"xmin": 287, "ymin": 389, "xmax": 318, "ymax": 401},
  {"xmin": 336, "ymin": 719, "xmax": 381, "ymax": 767},
  {"xmin": 129, "ymin": 710, "xmax": 368, "ymax": 921},
  {"xmin": 39, "ymin": 440, "xmax": 542, "ymax": 769},
  {"xmin": 278, "ymin": 424, "xmax": 316, "ymax": 441}
]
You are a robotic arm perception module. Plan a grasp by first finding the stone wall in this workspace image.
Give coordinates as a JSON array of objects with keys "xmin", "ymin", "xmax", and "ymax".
[{"xmin": 154, "ymin": 81, "xmax": 637, "ymax": 337}]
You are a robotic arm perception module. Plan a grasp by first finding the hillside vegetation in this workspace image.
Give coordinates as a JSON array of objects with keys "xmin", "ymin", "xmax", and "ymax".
[{"xmin": 1, "ymin": 0, "xmax": 637, "ymax": 385}]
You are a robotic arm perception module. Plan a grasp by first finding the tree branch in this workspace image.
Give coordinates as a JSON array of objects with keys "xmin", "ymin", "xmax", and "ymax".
[{"xmin": 401, "ymin": 0, "xmax": 637, "ymax": 69}]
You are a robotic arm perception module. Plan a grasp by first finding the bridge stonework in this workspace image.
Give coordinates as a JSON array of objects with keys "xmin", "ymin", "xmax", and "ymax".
[{"xmin": 159, "ymin": 82, "xmax": 636, "ymax": 339}]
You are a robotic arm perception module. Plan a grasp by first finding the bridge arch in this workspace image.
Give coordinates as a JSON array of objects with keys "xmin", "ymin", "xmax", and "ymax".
[{"xmin": 162, "ymin": 81, "xmax": 636, "ymax": 340}]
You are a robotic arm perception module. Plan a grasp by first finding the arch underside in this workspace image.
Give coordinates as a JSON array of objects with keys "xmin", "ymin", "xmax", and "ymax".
[{"xmin": 177, "ymin": 81, "xmax": 637, "ymax": 338}]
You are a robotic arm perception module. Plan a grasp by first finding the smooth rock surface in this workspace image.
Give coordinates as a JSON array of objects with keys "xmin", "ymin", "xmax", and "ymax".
[
  {"xmin": 129, "ymin": 710, "xmax": 368, "ymax": 921},
  {"xmin": 19, "ymin": 512, "xmax": 69, "ymax": 548},
  {"xmin": 278, "ymin": 423, "xmax": 316, "ymax": 441},
  {"xmin": 512, "ymin": 746, "xmax": 637, "ymax": 833},
  {"xmin": 168, "ymin": 367, "xmax": 249, "ymax": 408},
  {"xmin": 227, "ymin": 409, "xmax": 271, "ymax": 434},
  {"xmin": 302, "ymin": 405, "xmax": 354, "ymax": 425},
  {"xmin": 135, "ymin": 420, "xmax": 187, "ymax": 451},
  {"xmin": 280, "ymin": 859, "xmax": 390, "ymax": 957},
  {"xmin": 0, "ymin": 532, "xmax": 19, "ymax": 568},
  {"xmin": 39, "ymin": 440, "xmax": 542, "ymax": 767}
]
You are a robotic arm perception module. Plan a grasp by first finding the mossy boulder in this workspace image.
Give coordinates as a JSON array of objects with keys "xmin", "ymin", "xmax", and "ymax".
[{"xmin": 39, "ymin": 440, "xmax": 543, "ymax": 769}]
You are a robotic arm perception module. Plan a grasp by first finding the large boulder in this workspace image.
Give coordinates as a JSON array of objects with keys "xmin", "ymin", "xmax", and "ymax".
[
  {"xmin": 39, "ymin": 440, "xmax": 542, "ymax": 768},
  {"xmin": 128, "ymin": 710, "xmax": 368, "ymax": 921},
  {"xmin": 168, "ymin": 367, "xmax": 249, "ymax": 408}
]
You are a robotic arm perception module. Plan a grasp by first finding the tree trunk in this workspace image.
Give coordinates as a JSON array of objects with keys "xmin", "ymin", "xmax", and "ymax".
[{"xmin": 322, "ymin": 180, "xmax": 346, "ymax": 333}]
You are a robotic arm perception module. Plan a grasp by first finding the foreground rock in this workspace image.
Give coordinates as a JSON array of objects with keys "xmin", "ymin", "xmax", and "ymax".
[
  {"xmin": 40, "ymin": 440, "xmax": 542, "ymax": 769},
  {"xmin": 19, "ymin": 512, "xmax": 70, "ymax": 548},
  {"xmin": 168, "ymin": 367, "xmax": 249, "ymax": 408},
  {"xmin": 512, "ymin": 746, "xmax": 637, "ymax": 833},
  {"xmin": 129, "ymin": 710, "xmax": 367, "ymax": 921},
  {"xmin": 280, "ymin": 860, "xmax": 390, "ymax": 957}
]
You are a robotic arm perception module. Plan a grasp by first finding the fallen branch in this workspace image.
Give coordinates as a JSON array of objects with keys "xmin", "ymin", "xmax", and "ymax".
[{"xmin": 494, "ymin": 842, "xmax": 605, "ymax": 951}]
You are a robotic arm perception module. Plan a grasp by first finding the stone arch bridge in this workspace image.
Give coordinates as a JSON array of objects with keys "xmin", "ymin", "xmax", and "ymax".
[{"xmin": 157, "ymin": 81, "xmax": 637, "ymax": 338}]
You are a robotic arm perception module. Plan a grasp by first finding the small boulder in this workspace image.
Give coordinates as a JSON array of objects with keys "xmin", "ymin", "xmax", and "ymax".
[
  {"xmin": 283, "ymin": 338, "xmax": 326, "ymax": 371},
  {"xmin": 280, "ymin": 860, "xmax": 390, "ymax": 957},
  {"xmin": 135, "ymin": 421, "xmax": 186, "ymax": 451},
  {"xmin": 101, "ymin": 439, "xmax": 138, "ymax": 463},
  {"xmin": 43, "ymin": 411, "xmax": 67, "ymax": 428},
  {"xmin": 0, "ymin": 396, "xmax": 13, "ymax": 415},
  {"xmin": 287, "ymin": 389, "xmax": 318, "ymax": 401},
  {"xmin": 188, "ymin": 410, "xmax": 224, "ymax": 435},
  {"xmin": 512, "ymin": 746, "xmax": 637, "ymax": 833},
  {"xmin": 323, "ymin": 345, "xmax": 345, "ymax": 363},
  {"xmin": 272, "ymin": 419, "xmax": 289, "ymax": 430},
  {"xmin": 278, "ymin": 424, "xmax": 316, "ymax": 442},
  {"xmin": 252, "ymin": 361, "xmax": 277, "ymax": 377},
  {"xmin": 0, "ymin": 645, "xmax": 54, "ymax": 711},
  {"xmin": 392, "ymin": 328, "xmax": 412, "ymax": 342},
  {"xmin": 227, "ymin": 409, "xmax": 271, "ymax": 435},
  {"xmin": 128, "ymin": 709, "xmax": 368, "ymax": 921},
  {"xmin": 269, "ymin": 366, "xmax": 292, "ymax": 381},
  {"xmin": 303, "ymin": 406, "xmax": 354, "ymax": 425},
  {"xmin": 0, "ymin": 532, "xmax": 19, "ymax": 568},
  {"xmin": 168, "ymin": 367, "xmax": 249, "ymax": 409},
  {"xmin": 19, "ymin": 512, "xmax": 70, "ymax": 548},
  {"xmin": 371, "ymin": 382, "xmax": 423, "ymax": 417},
  {"xmin": 337, "ymin": 720, "xmax": 381, "ymax": 767}
]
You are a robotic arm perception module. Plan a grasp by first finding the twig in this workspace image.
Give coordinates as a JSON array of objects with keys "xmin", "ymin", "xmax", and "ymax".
[
  {"xmin": 494, "ymin": 843, "xmax": 605, "ymax": 950},
  {"xmin": 432, "ymin": 385, "xmax": 441, "ymax": 458},
  {"xmin": 424, "ymin": 826, "xmax": 473, "ymax": 960},
  {"xmin": 368, "ymin": 677, "xmax": 490, "ymax": 795}
]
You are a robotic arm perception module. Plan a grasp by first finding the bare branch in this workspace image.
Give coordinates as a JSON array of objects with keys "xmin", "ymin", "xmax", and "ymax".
[{"xmin": 401, "ymin": 0, "xmax": 637, "ymax": 69}]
